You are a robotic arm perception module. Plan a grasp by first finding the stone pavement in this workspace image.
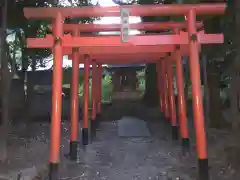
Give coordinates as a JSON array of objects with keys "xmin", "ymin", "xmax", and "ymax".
[
  {"xmin": 58, "ymin": 119, "xmax": 196, "ymax": 180},
  {"xmin": 117, "ymin": 117, "xmax": 150, "ymax": 137}
]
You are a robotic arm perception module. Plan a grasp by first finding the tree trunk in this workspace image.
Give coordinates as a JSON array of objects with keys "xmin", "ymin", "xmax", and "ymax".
[
  {"xmin": 0, "ymin": 0, "xmax": 9, "ymax": 162},
  {"xmin": 142, "ymin": 63, "xmax": 159, "ymax": 107},
  {"xmin": 26, "ymin": 58, "xmax": 36, "ymax": 116},
  {"xmin": 229, "ymin": 67, "xmax": 239, "ymax": 130},
  {"xmin": 200, "ymin": 0, "xmax": 227, "ymax": 129},
  {"xmin": 10, "ymin": 37, "xmax": 17, "ymax": 76},
  {"xmin": 22, "ymin": 48, "xmax": 28, "ymax": 101},
  {"xmin": 202, "ymin": 54, "xmax": 210, "ymax": 127},
  {"xmin": 229, "ymin": 0, "xmax": 240, "ymax": 130},
  {"xmin": 183, "ymin": 57, "xmax": 190, "ymax": 103},
  {"xmin": 207, "ymin": 60, "xmax": 227, "ymax": 128}
]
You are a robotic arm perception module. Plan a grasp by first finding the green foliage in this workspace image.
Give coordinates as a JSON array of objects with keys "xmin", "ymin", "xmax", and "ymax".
[
  {"xmin": 62, "ymin": 70, "xmax": 113, "ymax": 107},
  {"xmin": 62, "ymin": 69, "xmax": 84, "ymax": 85},
  {"xmin": 62, "ymin": 70, "xmax": 148, "ymax": 107},
  {"xmin": 101, "ymin": 75, "xmax": 113, "ymax": 103},
  {"xmin": 6, "ymin": 0, "xmax": 97, "ymax": 71},
  {"xmin": 78, "ymin": 75, "xmax": 113, "ymax": 106},
  {"xmin": 6, "ymin": 32, "xmax": 22, "ymax": 70},
  {"xmin": 136, "ymin": 70, "xmax": 145, "ymax": 91}
]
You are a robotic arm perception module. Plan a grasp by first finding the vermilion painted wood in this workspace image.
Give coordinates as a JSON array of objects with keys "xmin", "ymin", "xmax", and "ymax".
[
  {"xmin": 162, "ymin": 60, "xmax": 170, "ymax": 119},
  {"xmin": 70, "ymin": 48, "xmax": 79, "ymax": 142},
  {"xmin": 88, "ymin": 53, "xmax": 165, "ymax": 58},
  {"xmin": 156, "ymin": 62, "xmax": 164, "ymax": 112},
  {"xmin": 24, "ymin": 3, "xmax": 226, "ymax": 19},
  {"xmin": 50, "ymin": 22, "xmax": 203, "ymax": 32},
  {"xmin": 81, "ymin": 58, "xmax": 160, "ymax": 64},
  {"xmin": 91, "ymin": 62, "xmax": 97, "ymax": 120},
  {"xmin": 188, "ymin": 9, "xmax": 208, "ymax": 160},
  {"xmin": 67, "ymin": 53, "xmax": 167, "ymax": 64},
  {"xmin": 97, "ymin": 64, "xmax": 102, "ymax": 114},
  {"xmin": 62, "ymin": 33, "xmax": 188, "ymax": 46},
  {"xmin": 63, "ymin": 45, "xmax": 175, "ymax": 55},
  {"xmin": 63, "ymin": 45, "xmax": 198, "ymax": 56},
  {"xmin": 49, "ymin": 12, "xmax": 63, "ymax": 165},
  {"xmin": 26, "ymin": 31, "xmax": 223, "ymax": 48},
  {"xmin": 167, "ymin": 61, "xmax": 177, "ymax": 127},
  {"xmin": 83, "ymin": 56, "xmax": 90, "ymax": 129},
  {"xmin": 173, "ymin": 29, "xmax": 189, "ymax": 141}
]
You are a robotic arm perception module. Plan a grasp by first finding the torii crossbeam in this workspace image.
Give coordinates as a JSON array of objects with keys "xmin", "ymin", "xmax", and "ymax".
[
  {"xmin": 72, "ymin": 53, "xmax": 167, "ymax": 64},
  {"xmin": 24, "ymin": 4, "xmax": 225, "ymax": 18},
  {"xmin": 27, "ymin": 31, "xmax": 223, "ymax": 47},
  {"xmin": 50, "ymin": 21, "xmax": 204, "ymax": 32},
  {"xmin": 24, "ymin": 3, "xmax": 226, "ymax": 180}
]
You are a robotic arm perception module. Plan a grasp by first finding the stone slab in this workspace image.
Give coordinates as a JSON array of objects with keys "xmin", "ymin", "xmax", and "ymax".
[{"xmin": 117, "ymin": 117, "xmax": 150, "ymax": 137}]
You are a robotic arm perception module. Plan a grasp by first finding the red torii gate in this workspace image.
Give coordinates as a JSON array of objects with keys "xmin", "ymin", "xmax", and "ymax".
[
  {"xmin": 56, "ymin": 22, "xmax": 198, "ymax": 156},
  {"xmin": 29, "ymin": 22, "xmax": 201, "ymax": 157},
  {"xmin": 24, "ymin": 3, "xmax": 226, "ymax": 180}
]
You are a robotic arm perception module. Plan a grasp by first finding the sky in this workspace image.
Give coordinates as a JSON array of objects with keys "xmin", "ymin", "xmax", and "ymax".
[
  {"xmin": 92, "ymin": 0, "xmax": 141, "ymax": 28},
  {"xmin": 35, "ymin": 0, "xmax": 142, "ymax": 70}
]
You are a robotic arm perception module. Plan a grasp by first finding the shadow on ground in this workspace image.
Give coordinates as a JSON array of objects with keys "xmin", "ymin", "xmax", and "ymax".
[{"xmin": 0, "ymin": 100, "xmax": 240, "ymax": 180}]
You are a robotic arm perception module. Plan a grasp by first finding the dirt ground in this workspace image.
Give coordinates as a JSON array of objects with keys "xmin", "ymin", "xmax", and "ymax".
[{"xmin": 1, "ymin": 101, "xmax": 240, "ymax": 180}]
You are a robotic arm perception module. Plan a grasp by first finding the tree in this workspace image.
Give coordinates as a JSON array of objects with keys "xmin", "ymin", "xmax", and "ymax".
[
  {"xmin": 0, "ymin": 0, "xmax": 9, "ymax": 162},
  {"xmin": 0, "ymin": 0, "xmax": 96, "ymax": 160},
  {"xmin": 6, "ymin": 0, "xmax": 96, "ymax": 108},
  {"xmin": 228, "ymin": 0, "xmax": 240, "ymax": 130},
  {"xmin": 112, "ymin": 0, "xmax": 233, "ymax": 128},
  {"xmin": 196, "ymin": 0, "xmax": 232, "ymax": 128}
]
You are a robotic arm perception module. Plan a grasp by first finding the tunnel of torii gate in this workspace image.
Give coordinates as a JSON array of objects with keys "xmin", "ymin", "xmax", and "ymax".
[{"xmin": 24, "ymin": 3, "xmax": 226, "ymax": 180}]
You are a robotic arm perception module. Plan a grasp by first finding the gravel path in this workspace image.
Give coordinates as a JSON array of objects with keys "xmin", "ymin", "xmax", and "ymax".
[
  {"xmin": 59, "ymin": 120, "xmax": 196, "ymax": 180},
  {"xmin": 1, "ymin": 101, "xmax": 240, "ymax": 180}
]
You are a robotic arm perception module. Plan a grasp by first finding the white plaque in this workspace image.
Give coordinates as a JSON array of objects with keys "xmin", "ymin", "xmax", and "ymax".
[{"xmin": 120, "ymin": 8, "xmax": 130, "ymax": 42}]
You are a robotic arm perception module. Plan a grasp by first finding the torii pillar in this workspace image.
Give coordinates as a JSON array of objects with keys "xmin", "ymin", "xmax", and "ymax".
[
  {"xmin": 68, "ymin": 29, "xmax": 80, "ymax": 160},
  {"xmin": 175, "ymin": 45, "xmax": 189, "ymax": 150},
  {"xmin": 82, "ymin": 54, "xmax": 90, "ymax": 145},
  {"xmin": 91, "ymin": 60, "xmax": 98, "ymax": 136},
  {"xmin": 96, "ymin": 63, "xmax": 103, "ymax": 121},
  {"xmin": 187, "ymin": 9, "xmax": 208, "ymax": 180},
  {"xmin": 49, "ymin": 12, "xmax": 63, "ymax": 180},
  {"xmin": 166, "ymin": 55, "xmax": 178, "ymax": 140}
]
